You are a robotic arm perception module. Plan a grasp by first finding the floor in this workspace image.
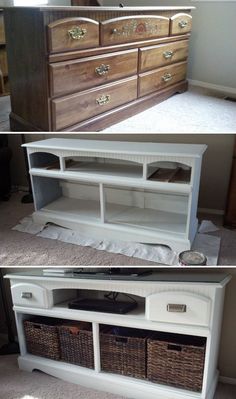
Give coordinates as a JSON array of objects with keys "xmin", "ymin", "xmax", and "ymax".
[
  {"xmin": 0, "ymin": 353, "xmax": 236, "ymax": 399},
  {"xmin": 1, "ymin": 192, "xmax": 236, "ymax": 266},
  {"xmin": 0, "ymin": 86, "xmax": 236, "ymax": 132}
]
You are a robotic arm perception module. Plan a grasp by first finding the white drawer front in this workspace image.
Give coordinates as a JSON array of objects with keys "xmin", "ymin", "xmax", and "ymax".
[
  {"xmin": 11, "ymin": 283, "xmax": 50, "ymax": 309},
  {"xmin": 146, "ymin": 291, "xmax": 211, "ymax": 327}
]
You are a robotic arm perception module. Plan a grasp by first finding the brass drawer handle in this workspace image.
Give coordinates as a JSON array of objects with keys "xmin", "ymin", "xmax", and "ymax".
[
  {"xmin": 167, "ymin": 304, "xmax": 187, "ymax": 313},
  {"xmin": 162, "ymin": 73, "xmax": 173, "ymax": 83},
  {"xmin": 179, "ymin": 20, "xmax": 188, "ymax": 29},
  {"xmin": 68, "ymin": 26, "xmax": 87, "ymax": 40},
  {"xmin": 95, "ymin": 64, "xmax": 111, "ymax": 76},
  {"xmin": 21, "ymin": 292, "xmax": 33, "ymax": 299},
  {"xmin": 163, "ymin": 50, "xmax": 174, "ymax": 59},
  {"xmin": 96, "ymin": 94, "xmax": 111, "ymax": 105}
]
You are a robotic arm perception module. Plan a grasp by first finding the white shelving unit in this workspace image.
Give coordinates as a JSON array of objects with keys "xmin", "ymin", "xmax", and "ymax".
[
  {"xmin": 5, "ymin": 271, "xmax": 231, "ymax": 399},
  {"xmin": 23, "ymin": 139, "xmax": 207, "ymax": 252}
]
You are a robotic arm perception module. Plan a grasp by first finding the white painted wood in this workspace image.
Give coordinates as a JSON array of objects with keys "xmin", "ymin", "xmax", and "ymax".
[
  {"xmin": 11, "ymin": 283, "xmax": 50, "ymax": 309},
  {"xmin": 23, "ymin": 139, "xmax": 207, "ymax": 252},
  {"xmin": 146, "ymin": 291, "xmax": 211, "ymax": 327},
  {"xmin": 5, "ymin": 273, "xmax": 231, "ymax": 399}
]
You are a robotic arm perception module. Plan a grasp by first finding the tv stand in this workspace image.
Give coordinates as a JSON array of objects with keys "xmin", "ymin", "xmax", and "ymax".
[
  {"xmin": 5, "ymin": 271, "xmax": 231, "ymax": 399},
  {"xmin": 23, "ymin": 138, "xmax": 207, "ymax": 253}
]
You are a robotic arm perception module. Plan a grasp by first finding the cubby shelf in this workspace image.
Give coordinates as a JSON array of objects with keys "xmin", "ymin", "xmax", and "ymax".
[
  {"xmin": 23, "ymin": 138, "xmax": 207, "ymax": 252},
  {"xmin": 6, "ymin": 272, "xmax": 231, "ymax": 399}
]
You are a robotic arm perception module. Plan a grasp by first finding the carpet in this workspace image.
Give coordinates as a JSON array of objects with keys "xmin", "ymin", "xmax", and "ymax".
[
  {"xmin": 0, "ymin": 355, "xmax": 125, "ymax": 399},
  {"xmin": 0, "ymin": 354, "xmax": 236, "ymax": 399},
  {"xmin": 1, "ymin": 193, "xmax": 236, "ymax": 266},
  {"xmin": 103, "ymin": 86, "xmax": 236, "ymax": 133}
]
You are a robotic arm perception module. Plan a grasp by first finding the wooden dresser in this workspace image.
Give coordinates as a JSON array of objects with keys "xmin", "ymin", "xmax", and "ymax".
[{"xmin": 4, "ymin": 6, "xmax": 194, "ymax": 131}]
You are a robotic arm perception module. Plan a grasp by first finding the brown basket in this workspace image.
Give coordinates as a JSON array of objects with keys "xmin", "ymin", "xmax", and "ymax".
[
  {"xmin": 100, "ymin": 326, "xmax": 148, "ymax": 379},
  {"xmin": 58, "ymin": 322, "xmax": 94, "ymax": 369},
  {"xmin": 147, "ymin": 332, "xmax": 206, "ymax": 392},
  {"xmin": 24, "ymin": 317, "xmax": 61, "ymax": 360}
]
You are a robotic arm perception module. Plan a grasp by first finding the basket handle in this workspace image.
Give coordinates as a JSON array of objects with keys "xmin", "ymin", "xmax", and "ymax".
[
  {"xmin": 167, "ymin": 344, "xmax": 182, "ymax": 352},
  {"xmin": 115, "ymin": 337, "xmax": 128, "ymax": 344}
]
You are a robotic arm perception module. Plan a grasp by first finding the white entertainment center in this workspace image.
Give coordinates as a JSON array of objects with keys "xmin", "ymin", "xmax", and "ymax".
[
  {"xmin": 23, "ymin": 138, "xmax": 207, "ymax": 252},
  {"xmin": 5, "ymin": 271, "xmax": 230, "ymax": 399}
]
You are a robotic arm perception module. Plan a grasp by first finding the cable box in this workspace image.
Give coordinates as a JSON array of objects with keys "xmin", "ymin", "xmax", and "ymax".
[{"xmin": 68, "ymin": 298, "xmax": 137, "ymax": 314}]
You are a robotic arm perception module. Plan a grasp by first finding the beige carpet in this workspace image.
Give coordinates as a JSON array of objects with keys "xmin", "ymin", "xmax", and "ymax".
[
  {"xmin": 0, "ymin": 86, "xmax": 236, "ymax": 133},
  {"xmin": 1, "ymin": 192, "xmax": 236, "ymax": 266},
  {"xmin": 103, "ymin": 86, "xmax": 236, "ymax": 133},
  {"xmin": 0, "ymin": 354, "xmax": 236, "ymax": 399}
]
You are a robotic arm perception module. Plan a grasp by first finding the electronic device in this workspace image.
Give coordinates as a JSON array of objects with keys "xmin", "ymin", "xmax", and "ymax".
[{"xmin": 68, "ymin": 298, "xmax": 137, "ymax": 314}]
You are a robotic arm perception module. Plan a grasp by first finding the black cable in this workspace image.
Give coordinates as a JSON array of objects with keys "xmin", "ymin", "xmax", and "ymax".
[{"xmin": 104, "ymin": 291, "xmax": 137, "ymax": 305}]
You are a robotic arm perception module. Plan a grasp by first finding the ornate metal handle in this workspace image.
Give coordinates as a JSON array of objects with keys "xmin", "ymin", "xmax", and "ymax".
[
  {"xmin": 68, "ymin": 26, "xmax": 87, "ymax": 40},
  {"xmin": 95, "ymin": 64, "xmax": 111, "ymax": 76},
  {"xmin": 163, "ymin": 50, "xmax": 174, "ymax": 59},
  {"xmin": 21, "ymin": 292, "xmax": 33, "ymax": 299},
  {"xmin": 96, "ymin": 95, "xmax": 111, "ymax": 106},
  {"xmin": 167, "ymin": 304, "xmax": 187, "ymax": 313},
  {"xmin": 179, "ymin": 20, "xmax": 188, "ymax": 29},
  {"xmin": 162, "ymin": 73, "xmax": 173, "ymax": 83},
  {"xmin": 112, "ymin": 28, "xmax": 119, "ymax": 35}
]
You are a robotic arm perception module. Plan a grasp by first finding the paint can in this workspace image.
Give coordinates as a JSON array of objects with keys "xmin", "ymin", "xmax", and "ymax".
[{"xmin": 179, "ymin": 251, "xmax": 207, "ymax": 266}]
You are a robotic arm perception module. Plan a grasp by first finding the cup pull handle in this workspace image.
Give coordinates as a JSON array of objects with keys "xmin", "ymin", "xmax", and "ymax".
[
  {"xmin": 167, "ymin": 304, "xmax": 187, "ymax": 313},
  {"xmin": 21, "ymin": 292, "xmax": 33, "ymax": 299}
]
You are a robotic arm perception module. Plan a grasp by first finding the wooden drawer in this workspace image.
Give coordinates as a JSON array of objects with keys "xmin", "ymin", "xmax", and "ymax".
[
  {"xmin": 49, "ymin": 49, "xmax": 138, "ymax": 97},
  {"xmin": 146, "ymin": 291, "xmax": 211, "ymax": 327},
  {"xmin": 11, "ymin": 283, "xmax": 49, "ymax": 309},
  {"xmin": 0, "ymin": 48, "xmax": 8, "ymax": 76},
  {"xmin": 139, "ymin": 61, "xmax": 187, "ymax": 97},
  {"xmin": 48, "ymin": 17, "xmax": 99, "ymax": 53},
  {"xmin": 52, "ymin": 76, "xmax": 138, "ymax": 130},
  {"xmin": 101, "ymin": 16, "xmax": 169, "ymax": 46},
  {"xmin": 170, "ymin": 13, "xmax": 192, "ymax": 35},
  {"xmin": 139, "ymin": 40, "xmax": 189, "ymax": 73}
]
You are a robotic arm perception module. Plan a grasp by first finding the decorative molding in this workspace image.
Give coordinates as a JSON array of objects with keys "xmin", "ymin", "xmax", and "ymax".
[{"xmin": 188, "ymin": 79, "xmax": 236, "ymax": 96}]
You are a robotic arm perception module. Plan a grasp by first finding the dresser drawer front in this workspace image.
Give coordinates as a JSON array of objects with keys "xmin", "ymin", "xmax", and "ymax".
[
  {"xmin": 11, "ymin": 283, "xmax": 49, "ymax": 309},
  {"xmin": 48, "ymin": 18, "xmax": 99, "ymax": 53},
  {"xmin": 139, "ymin": 61, "xmax": 187, "ymax": 97},
  {"xmin": 140, "ymin": 40, "xmax": 189, "ymax": 72},
  {"xmin": 146, "ymin": 292, "xmax": 211, "ymax": 327},
  {"xmin": 50, "ymin": 49, "xmax": 138, "ymax": 97},
  {"xmin": 52, "ymin": 76, "xmax": 138, "ymax": 130},
  {"xmin": 101, "ymin": 16, "xmax": 169, "ymax": 46},
  {"xmin": 170, "ymin": 13, "xmax": 192, "ymax": 35}
]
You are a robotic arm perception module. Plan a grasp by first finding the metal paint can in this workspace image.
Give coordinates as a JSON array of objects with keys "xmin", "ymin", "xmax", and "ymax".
[{"xmin": 179, "ymin": 251, "xmax": 207, "ymax": 266}]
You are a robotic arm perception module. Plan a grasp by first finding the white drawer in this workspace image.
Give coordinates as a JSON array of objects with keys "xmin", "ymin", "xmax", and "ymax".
[
  {"xmin": 11, "ymin": 283, "xmax": 50, "ymax": 309},
  {"xmin": 146, "ymin": 291, "xmax": 211, "ymax": 327}
]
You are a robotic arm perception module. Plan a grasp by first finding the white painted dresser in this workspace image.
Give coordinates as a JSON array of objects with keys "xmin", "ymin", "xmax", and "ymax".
[
  {"xmin": 6, "ymin": 271, "xmax": 231, "ymax": 399},
  {"xmin": 23, "ymin": 138, "xmax": 207, "ymax": 252}
]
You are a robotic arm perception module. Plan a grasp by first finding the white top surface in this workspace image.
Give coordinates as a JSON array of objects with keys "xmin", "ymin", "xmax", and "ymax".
[
  {"xmin": 3, "ymin": 6, "xmax": 195, "ymax": 11},
  {"xmin": 23, "ymin": 139, "xmax": 207, "ymax": 158}
]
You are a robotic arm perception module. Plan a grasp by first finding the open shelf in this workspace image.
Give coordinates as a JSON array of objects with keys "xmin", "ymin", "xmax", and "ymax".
[{"xmin": 41, "ymin": 196, "xmax": 187, "ymax": 236}]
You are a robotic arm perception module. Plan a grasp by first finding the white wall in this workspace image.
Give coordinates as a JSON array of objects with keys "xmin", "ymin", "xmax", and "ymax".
[{"xmin": 102, "ymin": 0, "xmax": 236, "ymax": 90}]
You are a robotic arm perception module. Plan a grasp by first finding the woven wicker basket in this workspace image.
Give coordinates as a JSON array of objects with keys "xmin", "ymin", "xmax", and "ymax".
[
  {"xmin": 100, "ymin": 327, "xmax": 148, "ymax": 379},
  {"xmin": 58, "ymin": 322, "xmax": 94, "ymax": 369},
  {"xmin": 24, "ymin": 318, "xmax": 61, "ymax": 360},
  {"xmin": 147, "ymin": 332, "xmax": 206, "ymax": 392}
]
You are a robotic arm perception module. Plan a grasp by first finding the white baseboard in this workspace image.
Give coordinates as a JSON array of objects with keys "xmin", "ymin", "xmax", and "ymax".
[
  {"xmin": 188, "ymin": 79, "xmax": 236, "ymax": 96},
  {"xmin": 219, "ymin": 376, "xmax": 236, "ymax": 385},
  {"xmin": 198, "ymin": 208, "xmax": 224, "ymax": 216}
]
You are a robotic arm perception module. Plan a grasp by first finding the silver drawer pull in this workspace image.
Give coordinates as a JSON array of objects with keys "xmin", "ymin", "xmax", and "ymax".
[
  {"xmin": 167, "ymin": 304, "xmax": 187, "ymax": 313},
  {"xmin": 163, "ymin": 50, "xmax": 174, "ymax": 59},
  {"xmin": 21, "ymin": 292, "xmax": 33, "ymax": 299},
  {"xmin": 179, "ymin": 20, "xmax": 188, "ymax": 29}
]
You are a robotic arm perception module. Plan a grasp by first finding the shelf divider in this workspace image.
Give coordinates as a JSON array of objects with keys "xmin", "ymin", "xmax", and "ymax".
[
  {"xmin": 92, "ymin": 322, "xmax": 101, "ymax": 373},
  {"xmin": 99, "ymin": 183, "xmax": 106, "ymax": 224},
  {"xmin": 59, "ymin": 157, "xmax": 65, "ymax": 172}
]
